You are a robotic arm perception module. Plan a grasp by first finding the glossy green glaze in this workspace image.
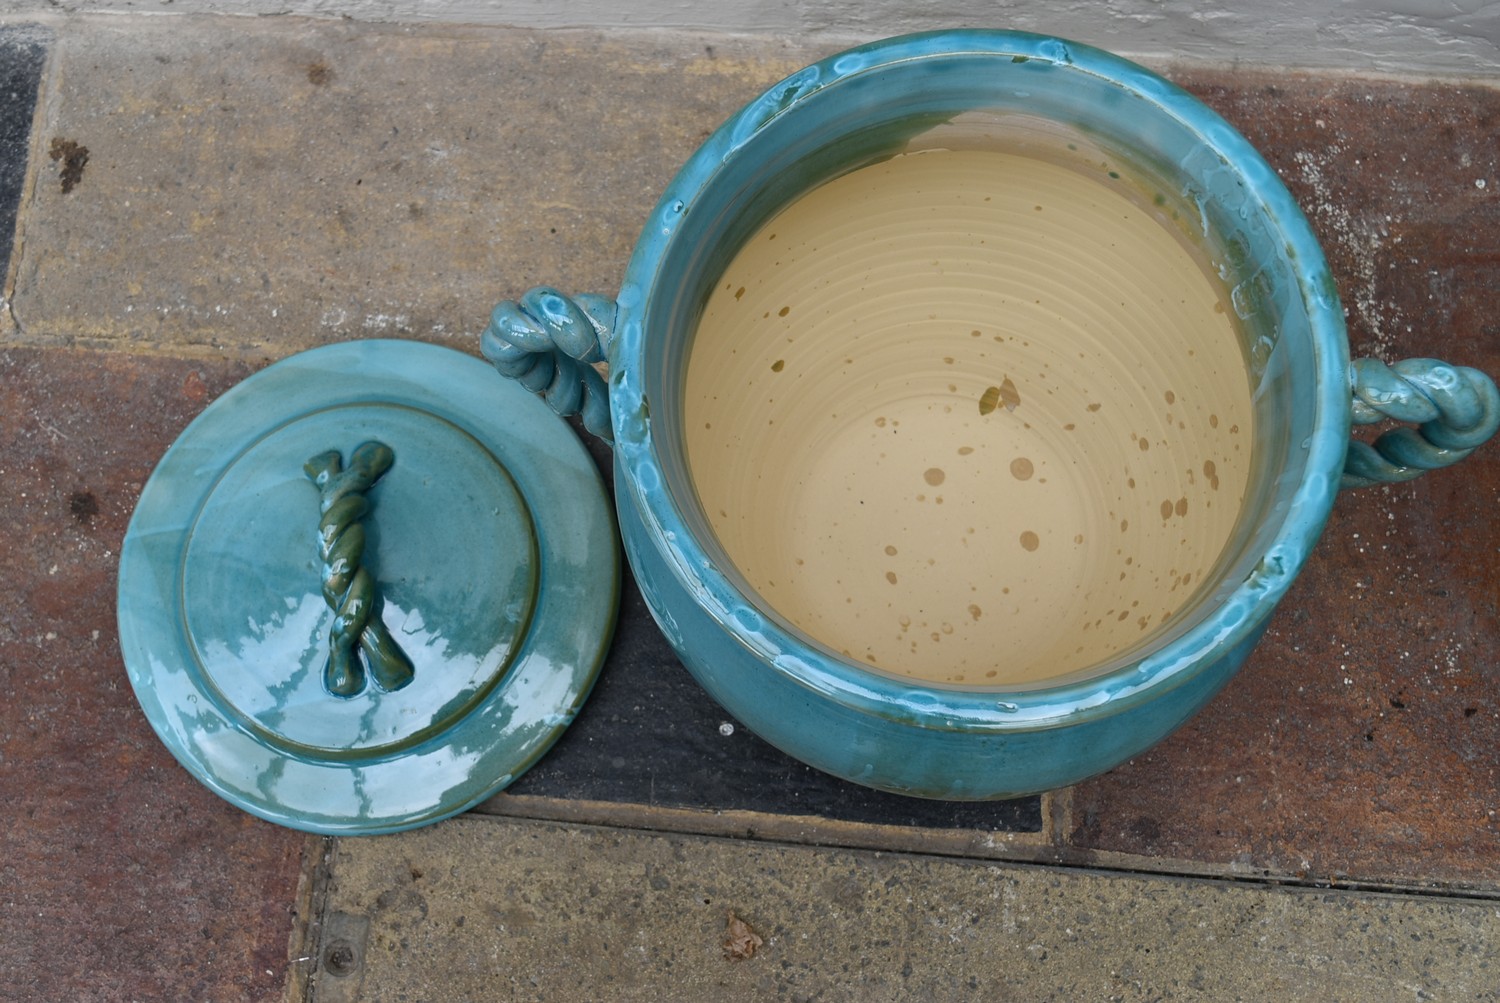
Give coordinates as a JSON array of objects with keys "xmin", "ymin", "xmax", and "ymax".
[
  {"xmin": 304, "ymin": 441, "xmax": 415, "ymax": 697},
  {"xmin": 119, "ymin": 341, "xmax": 620, "ymax": 833},
  {"xmin": 484, "ymin": 31, "xmax": 1496, "ymax": 800}
]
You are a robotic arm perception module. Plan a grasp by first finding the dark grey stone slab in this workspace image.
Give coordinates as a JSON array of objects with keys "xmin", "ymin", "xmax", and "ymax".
[{"xmin": 0, "ymin": 27, "xmax": 46, "ymax": 285}]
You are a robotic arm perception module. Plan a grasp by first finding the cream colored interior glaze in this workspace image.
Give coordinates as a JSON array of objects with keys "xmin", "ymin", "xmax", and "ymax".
[{"xmin": 685, "ymin": 147, "xmax": 1253, "ymax": 685}]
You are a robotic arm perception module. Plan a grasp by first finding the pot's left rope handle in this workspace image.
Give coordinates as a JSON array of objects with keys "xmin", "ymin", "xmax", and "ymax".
[
  {"xmin": 481, "ymin": 287, "xmax": 616, "ymax": 444},
  {"xmin": 1343, "ymin": 358, "xmax": 1500, "ymax": 488}
]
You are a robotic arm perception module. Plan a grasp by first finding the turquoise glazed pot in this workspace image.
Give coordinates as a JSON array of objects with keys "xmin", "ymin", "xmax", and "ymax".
[{"xmin": 483, "ymin": 31, "xmax": 1498, "ymax": 799}]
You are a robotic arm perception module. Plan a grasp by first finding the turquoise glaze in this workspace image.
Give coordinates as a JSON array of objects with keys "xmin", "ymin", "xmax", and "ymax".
[
  {"xmin": 118, "ymin": 341, "xmax": 620, "ymax": 833},
  {"xmin": 484, "ymin": 31, "xmax": 1498, "ymax": 799}
]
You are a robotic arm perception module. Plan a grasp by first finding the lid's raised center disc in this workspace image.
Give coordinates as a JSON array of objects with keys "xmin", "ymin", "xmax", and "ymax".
[
  {"xmin": 182, "ymin": 403, "xmax": 538, "ymax": 758},
  {"xmin": 118, "ymin": 341, "xmax": 620, "ymax": 835}
]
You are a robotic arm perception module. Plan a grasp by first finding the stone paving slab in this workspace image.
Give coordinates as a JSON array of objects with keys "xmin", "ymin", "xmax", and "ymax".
[
  {"xmin": 311, "ymin": 815, "xmax": 1500, "ymax": 1002},
  {"xmin": 7, "ymin": 15, "xmax": 826, "ymax": 359},
  {"xmin": 0, "ymin": 346, "xmax": 309, "ymax": 1003}
]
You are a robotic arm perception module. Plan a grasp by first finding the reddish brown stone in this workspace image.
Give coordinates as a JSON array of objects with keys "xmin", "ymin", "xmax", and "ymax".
[
  {"xmin": 1070, "ymin": 73, "xmax": 1500, "ymax": 890},
  {"xmin": 1174, "ymin": 69, "xmax": 1500, "ymax": 366},
  {"xmin": 0, "ymin": 348, "xmax": 309, "ymax": 1002}
]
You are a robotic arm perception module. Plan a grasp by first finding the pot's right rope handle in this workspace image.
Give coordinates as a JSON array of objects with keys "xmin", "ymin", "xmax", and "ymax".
[
  {"xmin": 1343, "ymin": 358, "xmax": 1500, "ymax": 488},
  {"xmin": 481, "ymin": 287, "xmax": 616, "ymax": 444}
]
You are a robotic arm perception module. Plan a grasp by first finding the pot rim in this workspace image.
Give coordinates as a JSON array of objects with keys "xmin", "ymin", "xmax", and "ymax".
[{"xmin": 611, "ymin": 29, "xmax": 1349, "ymax": 731}]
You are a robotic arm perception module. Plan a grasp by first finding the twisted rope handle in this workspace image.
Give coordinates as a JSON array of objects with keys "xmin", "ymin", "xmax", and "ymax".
[
  {"xmin": 481, "ymin": 287, "xmax": 616, "ymax": 443},
  {"xmin": 304, "ymin": 442, "xmax": 416, "ymax": 698},
  {"xmin": 1343, "ymin": 358, "xmax": 1500, "ymax": 488}
]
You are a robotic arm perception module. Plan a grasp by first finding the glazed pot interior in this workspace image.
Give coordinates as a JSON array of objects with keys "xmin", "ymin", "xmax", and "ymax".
[{"xmin": 634, "ymin": 41, "xmax": 1333, "ymax": 691}]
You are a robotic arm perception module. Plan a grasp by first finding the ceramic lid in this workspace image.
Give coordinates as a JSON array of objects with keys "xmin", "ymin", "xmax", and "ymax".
[{"xmin": 117, "ymin": 340, "xmax": 619, "ymax": 834}]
